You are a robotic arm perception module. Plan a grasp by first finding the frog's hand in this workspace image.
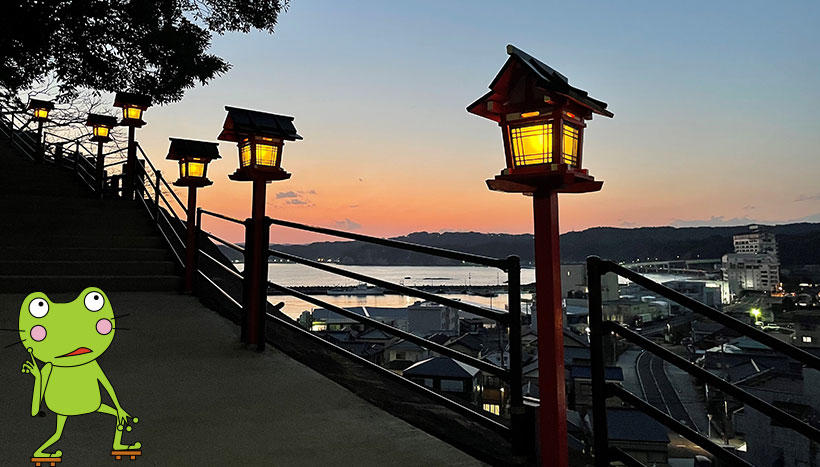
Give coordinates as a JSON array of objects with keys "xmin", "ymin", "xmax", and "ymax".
[{"xmin": 21, "ymin": 348, "xmax": 41, "ymax": 378}]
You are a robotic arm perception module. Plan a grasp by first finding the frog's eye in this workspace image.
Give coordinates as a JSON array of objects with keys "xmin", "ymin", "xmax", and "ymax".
[
  {"xmin": 84, "ymin": 291, "xmax": 105, "ymax": 312},
  {"xmin": 29, "ymin": 298, "xmax": 49, "ymax": 318}
]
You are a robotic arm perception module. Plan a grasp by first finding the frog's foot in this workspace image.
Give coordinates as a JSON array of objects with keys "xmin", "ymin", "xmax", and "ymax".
[
  {"xmin": 111, "ymin": 446, "xmax": 141, "ymax": 461},
  {"xmin": 113, "ymin": 441, "xmax": 141, "ymax": 450},
  {"xmin": 32, "ymin": 449, "xmax": 62, "ymax": 458},
  {"xmin": 30, "ymin": 457, "xmax": 61, "ymax": 467}
]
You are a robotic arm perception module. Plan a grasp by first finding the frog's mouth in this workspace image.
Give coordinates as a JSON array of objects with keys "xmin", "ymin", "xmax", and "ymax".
[{"xmin": 57, "ymin": 347, "xmax": 92, "ymax": 358}]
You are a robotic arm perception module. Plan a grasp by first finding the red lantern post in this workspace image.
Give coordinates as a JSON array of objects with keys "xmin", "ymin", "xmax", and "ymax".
[
  {"xmin": 468, "ymin": 45, "xmax": 613, "ymax": 467},
  {"xmin": 218, "ymin": 106, "xmax": 302, "ymax": 351}
]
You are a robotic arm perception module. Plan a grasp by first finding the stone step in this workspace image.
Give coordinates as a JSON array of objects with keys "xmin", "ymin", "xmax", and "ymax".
[
  {"xmin": 4, "ymin": 235, "xmax": 166, "ymax": 249},
  {"xmin": 0, "ymin": 275, "xmax": 183, "ymax": 293},
  {"xmin": 0, "ymin": 247, "xmax": 173, "ymax": 261},
  {"xmin": 0, "ymin": 260, "xmax": 178, "ymax": 275}
]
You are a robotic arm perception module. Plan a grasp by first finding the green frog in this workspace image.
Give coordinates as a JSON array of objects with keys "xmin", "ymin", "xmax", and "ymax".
[{"xmin": 19, "ymin": 287, "xmax": 140, "ymax": 459}]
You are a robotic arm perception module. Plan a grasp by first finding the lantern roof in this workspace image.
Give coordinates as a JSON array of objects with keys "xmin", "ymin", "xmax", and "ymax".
[
  {"xmin": 113, "ymin": 91, "xmax": 152, "ymax": 110},
  {"xmin": 85, "ymin": 113, "xmax": 118, "ymax": 127},
  {"xmin": 27, "ymin": 99, "xmax": 54, "ymax": 111},
  {"xmin": 217, "ymin": 106, "xmax": 302, "ymax": 143},
  {"xmin": 467, "ymin": 45, "xmax": 613, "ymax": 122},
  {"xmin": 166, "ymin": 137, "xmax": 221, "ymax": 161}
]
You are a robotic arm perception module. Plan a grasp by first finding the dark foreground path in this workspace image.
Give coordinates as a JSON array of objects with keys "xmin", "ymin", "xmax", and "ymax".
[{"xmin": 0, "ymin": 292, "xmax": 481, "ymax": 466}]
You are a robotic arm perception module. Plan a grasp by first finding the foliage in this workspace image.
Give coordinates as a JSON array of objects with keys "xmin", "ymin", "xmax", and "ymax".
[{"xmin": 0, "ymin": 0, "xmax": 289, "ymax": 104}]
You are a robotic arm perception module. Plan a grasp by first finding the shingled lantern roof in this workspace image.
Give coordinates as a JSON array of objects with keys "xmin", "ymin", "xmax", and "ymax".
[
  {"xmin": 467, "ymin": 45, "xmax": 613, "ymax": 122},
  {"xmin": 217, "ymin": 106, "xmax": 302, "ymax": 143},
  {"xmin": 167, "ymin": 137, "xmax": 221, "ymax": 187}
]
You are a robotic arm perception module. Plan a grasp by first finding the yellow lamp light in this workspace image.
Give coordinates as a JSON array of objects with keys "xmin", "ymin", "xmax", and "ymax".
[
  {"xmin": 93, "ymin": 125, "xmax": 110, "ymax": 138},
  {"xmin": 123, "ymin": 106, "xmax": 143, "ymax": 121},
  {"xmin": 508, "ymin": 121, "xmax": 580, "ymax": 168},
  {"xmin": 28, "ymin": 99, "xmax": 54, "ymax": 122},
  {"xmin": 86, "ymin": 113, "xmax": 117, "ymax": 143},
  {"xmin": 34, "ymin": 108, "xmax": 49, "ymax": 119},
  {"xmin": 166, "ymin": 138, "xmax": 221, "ymax": 187},
  {"xmin": 113, "ymin": 92, "xmax": 151, "ymax": 128}
]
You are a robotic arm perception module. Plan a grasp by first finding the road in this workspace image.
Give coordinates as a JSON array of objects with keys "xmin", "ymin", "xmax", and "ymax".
[{"xmin": 636, "ymin": 350, "xmax": 700, "ymax": 431}]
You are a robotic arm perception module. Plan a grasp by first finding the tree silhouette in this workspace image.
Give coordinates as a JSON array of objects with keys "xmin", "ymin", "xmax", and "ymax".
[{"xmin": 0, "ymin": 0, "xmax": 290, "ymax": 104}]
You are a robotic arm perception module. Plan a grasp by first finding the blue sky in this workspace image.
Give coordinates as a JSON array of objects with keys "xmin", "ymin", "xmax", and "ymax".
[{"xmin": 138, "ymin": 0, "xmax": 820, "ymax": 242}]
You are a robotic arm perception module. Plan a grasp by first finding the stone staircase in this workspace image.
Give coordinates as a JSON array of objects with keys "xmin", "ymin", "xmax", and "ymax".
[{"xmin": 0, "ymin": 139, "xmax": 181, "ymax": 293}]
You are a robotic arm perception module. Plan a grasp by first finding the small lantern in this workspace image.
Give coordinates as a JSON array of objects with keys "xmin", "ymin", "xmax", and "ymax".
[
  {"xmin": 218, "ymin": 106, "xmax": 302, "ymax": 182},
  {"xmin": 113, "ymin": 91, "xmax": 152, "ymax": 128},
  {"xmin": 28, "ymin": 99, "xmax": 54, "ymax": 122},
  {"xmin": 166, "ymin": 138, "xmax": 221, "ymax": 187},
  {"xmin": 86, "ymin": 114, "xmax": 118, "ymax": 143},
  {"xmin": 468, "ymin": 45, "xmax": 613, "ymax": 194}
]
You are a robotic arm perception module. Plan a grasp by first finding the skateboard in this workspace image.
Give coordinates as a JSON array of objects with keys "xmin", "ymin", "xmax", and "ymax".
[
  {"xmin": 112, "ymin": 450, "xmax": 141, "ymax": 461},
  {"xmin": 30, "ymin": 458, "xmax": 60, "ymax": 467}
]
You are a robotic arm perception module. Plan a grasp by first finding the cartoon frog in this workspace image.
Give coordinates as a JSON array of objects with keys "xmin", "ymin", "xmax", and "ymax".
[{"xmin": 19, "ymin": 287, "xmax": 140, "ymax": 460}]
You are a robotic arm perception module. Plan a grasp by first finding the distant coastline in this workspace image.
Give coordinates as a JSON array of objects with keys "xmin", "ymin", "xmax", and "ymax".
[{"xmin": 217, "ymin": 222, "xmax": 820, "ymax": 268}]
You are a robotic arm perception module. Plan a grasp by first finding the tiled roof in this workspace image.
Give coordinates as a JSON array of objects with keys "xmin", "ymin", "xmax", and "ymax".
[{"xmin": 403, "ymin": 356, "xmax": 479, "ymax": 379}]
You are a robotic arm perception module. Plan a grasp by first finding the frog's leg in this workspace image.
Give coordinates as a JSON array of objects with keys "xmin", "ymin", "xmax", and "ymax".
[
  {"xmin": 33, "ymin": 414, "xmax": 66, "ymax": 458},
  {"xmin": 97, "ymin": 403, "xmax": 141, "ymax": 450}
]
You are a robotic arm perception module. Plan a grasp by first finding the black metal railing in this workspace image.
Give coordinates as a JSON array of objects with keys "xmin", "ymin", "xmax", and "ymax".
[
  {"xmin": 587, "ymin": 256, "xmax": 820, "ymax": 466},
  {"xmin": 191, "ymin": 208, "xmax": 529, "ymax": 455},
  {"xmin": 0, "ymin": 99, "xmax": 128, "ymax": 195}
]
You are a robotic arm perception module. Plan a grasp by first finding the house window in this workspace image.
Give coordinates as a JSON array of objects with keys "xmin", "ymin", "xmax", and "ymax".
[
  {"xmin": 423, "ymin": 378, "xmax": 434, "ymax": 388},
  {"xmin": 395, "ymin": 351, "xmax": 405, "ymax": 360},
  {"xmin": 440, "ymin": 379, "xmax": 465, "ymax": 393},
  {"xmin": 483, "ymin": 404, "xmax": 500, "ymax": 416},
  {"xmin": 803, "ymin": 336, "xmax": 813, "ymax": 343}
]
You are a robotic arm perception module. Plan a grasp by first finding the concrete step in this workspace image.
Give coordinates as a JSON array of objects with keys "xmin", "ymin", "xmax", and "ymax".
[
  {"xmin": 0, "ymin": 246, "xmax": 173, "ymax": 261},
  {"xmin": 1, "ymin": 222, "xmax": 157, "ymax": 237},
  {"xmin": 5, "ymin": 235, "xmax": 165, "ymax": 248},
  {"xmin": 0, "ymin": 275, "xmax": 183, "ymax": 293},
  {"xmin": 0, "ymin": 260, "xmax": 178, "ymax": 275}
]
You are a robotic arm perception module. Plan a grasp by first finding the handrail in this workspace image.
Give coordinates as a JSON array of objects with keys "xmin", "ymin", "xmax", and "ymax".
[
  {"xmin": 199, "ymin": 209, "xmax": 246, "ymax": 226},
  {"xmin": 268, "ymin": 247, "xmax": 508, "ymax": 322},
  {"xmin": 269, "ymin": 217, "xmax": 509, "ymax": 270},
  {"xmin": 268, "ymin": 280, "xmax": 510, "ymax": 378},
  {"xmin": 587, "ymin": 256, "xmax": 820, "ymax": 467},
  {"xmin": 136, "ymin": 142, "xmax": 187, "ymax": 212}
]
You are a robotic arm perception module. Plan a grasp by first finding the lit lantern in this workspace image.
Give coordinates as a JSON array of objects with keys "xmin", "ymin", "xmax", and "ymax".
[
  {"xmin": 218, "ymin": 106, "xmax": 302, "ymax": 181},
  {"xmin": 85, "ymin": 114, "xmax": 118, "ymax": 143},
  {"xmin": 166, "ymin": 138, "xmax": 221, "ymax": 187},
  {"xmin": 468, "ymin": 45, "xmax": 613, "ymax": 194},
  {"xmin": 28, "ymin": 99, "xmax": 54, "ymax": 122},
  {"xmin": 113, "ymin": 91, "xmax": 152, "ymax": 128}
]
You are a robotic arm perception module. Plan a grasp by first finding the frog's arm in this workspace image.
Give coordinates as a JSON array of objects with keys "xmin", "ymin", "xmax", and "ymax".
[
  {"xmin": 94, "ymin": 363, "xmax": 122, "ymax": 409},
  {"xmin": 31, "ymin": 363, "xmax": 52, "ymax": 416}
]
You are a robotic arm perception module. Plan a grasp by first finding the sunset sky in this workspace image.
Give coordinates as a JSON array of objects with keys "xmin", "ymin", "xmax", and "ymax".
[{"xmin": 131, "ymin": 0, "xmax": 819, "ymax": 244}]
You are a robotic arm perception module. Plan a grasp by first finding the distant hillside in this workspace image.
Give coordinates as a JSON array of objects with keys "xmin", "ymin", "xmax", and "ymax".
[{"xmin": 217, "ymin": 223, "xmax": 820, "ymax": 266}]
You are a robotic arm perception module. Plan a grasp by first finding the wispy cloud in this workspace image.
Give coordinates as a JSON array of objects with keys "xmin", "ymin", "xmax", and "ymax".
[
  {"xmin": 334, "ymin": 218, "xmax": 361, "ymax": 230},
  {"xmin": 286, "ymin": 199, "xmax": 308, "ymax": 205},
  {"xmin": 276, "ymin": 191, "xmax": 298, "ymax": 199},
  {"xmin": 795, "ymin": 193, "xmax": 820, "ymax": 202},
  {"xmin": 742, "ymin": 205, "xmax": 756, "ymax": 211}
]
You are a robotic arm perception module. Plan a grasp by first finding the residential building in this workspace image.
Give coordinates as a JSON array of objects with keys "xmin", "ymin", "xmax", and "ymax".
[
  {"xmin": 733, "ymin": 225, "xmax": 778, "ymax": 256},
  {"xmin": 723, "ymin": 253, "xmax": 780, "ymax": 297},
  {"xmin": 403, "ymin": 357, "xmax": 480, "ymax": 403}
]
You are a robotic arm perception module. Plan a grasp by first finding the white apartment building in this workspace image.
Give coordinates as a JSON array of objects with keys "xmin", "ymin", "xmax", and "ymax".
[
  {"xmin": 722, "ymin": 253, "xmax": 780, "ymax": 297},
  {"xmin": 733, "ymin": 225, "xmax": 778, "ymax": 257}
]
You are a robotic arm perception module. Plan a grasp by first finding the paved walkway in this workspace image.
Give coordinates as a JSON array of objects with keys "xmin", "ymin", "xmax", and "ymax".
[{"xmin": 0, "ymin": 292, "xmax": 481, "ymax": 466}]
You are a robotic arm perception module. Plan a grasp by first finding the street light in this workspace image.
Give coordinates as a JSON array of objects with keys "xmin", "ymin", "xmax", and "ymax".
[
  {"xmin": 166, "ymin": 138, "xmax": 221, "ymax": 293},
  {"xmin": 27, "ymin": 98, "xmax": 54, "ymax": 161},
  {"xmin": 218, "ymin": 106, "xmax": 302, "ymax": 351},
  {"xmin": 468, "ymin": 45, "xmax": 613, "ymax": 467},
  {"xmin": 113, "ymin": 91, "xmax": 152, "ymax": 200},
  {"xmin": 86, "ymin": 113, "xmax": 118, "ymax": 196}
]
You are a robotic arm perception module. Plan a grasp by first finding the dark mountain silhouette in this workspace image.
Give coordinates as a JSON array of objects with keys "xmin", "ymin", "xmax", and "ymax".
[{"xmin": 218, "ymin": 223, "xmax": 820, "ymax": 267}]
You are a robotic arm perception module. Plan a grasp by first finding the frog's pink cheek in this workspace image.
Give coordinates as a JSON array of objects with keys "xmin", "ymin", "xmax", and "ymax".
[
  {"xmin": 30, "ymin": 325, "xmax": 46, "ymax": 342},
  {"xmin": 96, "ymin": 319, "xmax": 112, "ymax": 335}
]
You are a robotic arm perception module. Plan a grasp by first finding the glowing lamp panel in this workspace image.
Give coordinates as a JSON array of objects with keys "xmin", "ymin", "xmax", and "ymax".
[
  {"xmin": 255, "ymin": 142, "xmax": 278, "ymax": 167},
  {"xmin": 562, "ymin": 124, "xmax": 579, "ymax": 167},
  {"xmin": 34, "ymin": 108, "xmax": 49, "ymax": 119},
  {"xmin": 180, "ymin": 160, "xmax": 206, "ymax": 178},
  {"xmin": 509, "ymin": 123, "xmax": 553, "ymax": 166},
  {"xmin": 93, "ymin": 126, "xmax": 110, "ymax": 138},
  {"xmin": 123, "ymin": 106, "xmax": 142, "ymax": 120}
]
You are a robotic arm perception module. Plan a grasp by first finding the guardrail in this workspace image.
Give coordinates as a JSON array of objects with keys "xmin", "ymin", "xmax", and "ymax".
[
  {"xmin": 0, "ymin": 100, "xmax": 127, "ymax": 196},
  {"xmin": 587, "ymin": 256, "xmax": 820, "ymax": 466}
]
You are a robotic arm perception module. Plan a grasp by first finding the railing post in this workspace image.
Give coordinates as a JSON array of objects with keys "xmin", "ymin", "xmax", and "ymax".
[
  {"xmin": 74, "ymin": 143, "xmax": 80, "ymax": 174},
  {"xmin": 507, "ymin": 255, "xmax": 531, "ymax": 462},
  {"xmin": 54, "ymin": 143, "xmax": 64, "ymax": 167},
  {"xmin": 587, "ymin": 256, "xmax": 610, "ymax": 467},
  {"xmin": 123, "ymin": 126, "xmax": 136, "ymax": 200},
  {"xmin": 183, "ymin": 186, "xmax": 198, "ymax": 293},
  {"xmin": 153, "ymin": 170, "xmax": 162, "ymax": 219},
  {"xmin": 95, "ymin": 142, "xmax": 105, "ymax": 197},
  {"xmin": 241, "ymin": 218, "xmax": 254, "ymax": 344},
  {"xmin": 134, "ymin": 159, "xmax": 146, "ymax": 199},
  {"xmin": 35, "ymin": 120, "xmax": 44, "ymax": 163}
]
